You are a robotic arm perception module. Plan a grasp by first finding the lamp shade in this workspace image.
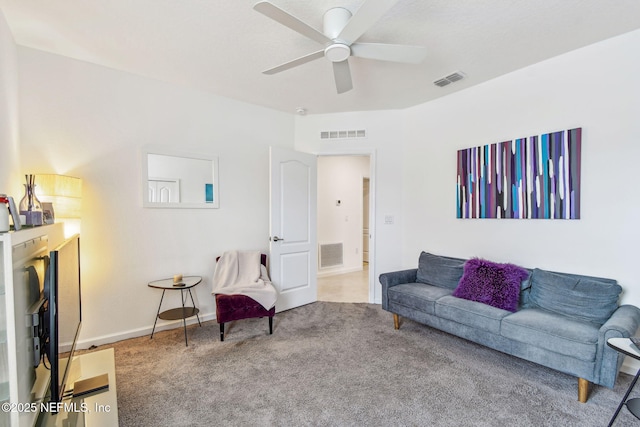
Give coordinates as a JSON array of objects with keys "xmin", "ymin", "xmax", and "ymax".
[{"xmin": 35, "ymin": 174, "xmax": 82, "ymax": 237}]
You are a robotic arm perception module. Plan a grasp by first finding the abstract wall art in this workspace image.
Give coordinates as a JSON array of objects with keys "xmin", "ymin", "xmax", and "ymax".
[
  {"xmin": 205, "ymin": 183, "xmax": 214, "ymax": 203},
  {"xmin": 456, "ymin": 127, "xmax": 581, "ymax": 219}
]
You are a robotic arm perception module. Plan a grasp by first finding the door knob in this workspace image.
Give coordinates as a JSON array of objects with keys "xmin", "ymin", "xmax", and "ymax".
[{"xmin": 271, "ymin": 236, "xmax": 285, "ymax": 242}]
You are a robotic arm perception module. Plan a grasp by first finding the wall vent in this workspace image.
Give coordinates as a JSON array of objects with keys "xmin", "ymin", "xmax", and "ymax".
[
  {"xmin": 320, "ymin": 129, "xmax": 366, "ymax": 140},
  {"xmin": 319, "ymin": 243, "xmax": 344, "ymax": 268},
  {"xmin": 434, "ymin": 71, "xmax": 465, "ymax": 87}
]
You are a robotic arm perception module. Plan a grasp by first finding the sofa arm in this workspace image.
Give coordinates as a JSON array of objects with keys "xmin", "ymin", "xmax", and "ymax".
[
  {"xmin": 601, "ymin": 305, "xmax": 640, "ymax": 338},
  {"xmin": 596, "ymin": 304, "xmax": 640, "ymax": 388},
  {"xmin": 379, "ymin": 268, "xmax": 418, "ymax": 311}
]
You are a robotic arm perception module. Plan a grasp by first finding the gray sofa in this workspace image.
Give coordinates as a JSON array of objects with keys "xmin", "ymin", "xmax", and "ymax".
[{"xmin": 380, "ymin": 252, "xmax": 640, "ymax": 402}]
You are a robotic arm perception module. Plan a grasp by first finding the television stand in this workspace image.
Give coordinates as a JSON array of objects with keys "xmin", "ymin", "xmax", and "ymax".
[
  {"xmin": 36, "ymin": 348, "xmax": 118, "ymax": 426},
  {"xmin": 72, "ymin": 373, "xmax": 110, "ymax": 398}
]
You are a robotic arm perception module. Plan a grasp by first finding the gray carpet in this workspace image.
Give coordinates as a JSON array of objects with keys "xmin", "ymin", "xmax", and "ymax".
[{"xmin": 90, "ymin": 302, "xmax": 638, "ymax": 426}]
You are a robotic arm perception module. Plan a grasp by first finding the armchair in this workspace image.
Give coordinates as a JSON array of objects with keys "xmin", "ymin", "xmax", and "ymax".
[{"xmin": 214, "ymin": 254, "xmax": 275, "ymax": 341}]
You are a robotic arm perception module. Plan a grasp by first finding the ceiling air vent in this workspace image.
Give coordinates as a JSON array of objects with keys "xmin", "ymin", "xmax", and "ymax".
[
  {"xmin": 320, "ymin": 129, "xmax": 366, "ymax": 140},
  {"xmin": 434, "ymin": 78, "xmax": 450, "ymax": 87},
  {"xmin": 434, "ymin": 71, "xmax": 465, "ymax": 87}
]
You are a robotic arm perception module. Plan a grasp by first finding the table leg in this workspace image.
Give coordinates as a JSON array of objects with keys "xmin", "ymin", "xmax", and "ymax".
[
  {"xmin": 188, "ymin": 289, "xmax": 202, "ymax": 327},
  {"xmin": 181, "ymin": 290, "xmax": 188, "ymax": 346},
  {"xmin": 608, "ymin": 368, "xmax": 640, "ymax": 426},
  {"xmin": 150, "ymin": 290, "xmax": 166, "ymax": 339}
]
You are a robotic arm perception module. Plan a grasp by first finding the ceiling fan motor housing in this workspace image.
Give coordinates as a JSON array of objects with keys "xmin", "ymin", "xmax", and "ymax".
[
  {"xmin": 323, "ymin": 7, "xmax": 353, "ymax": 62},
  {"xmin": 323, "ymin": 7, "xmax": 352, "ymax": 41}
]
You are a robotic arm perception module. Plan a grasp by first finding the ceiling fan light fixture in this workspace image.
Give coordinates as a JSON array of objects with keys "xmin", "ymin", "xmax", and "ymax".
[{"xmin": 325, "ymin": 44, "xmax": 351, "ymax": 62}]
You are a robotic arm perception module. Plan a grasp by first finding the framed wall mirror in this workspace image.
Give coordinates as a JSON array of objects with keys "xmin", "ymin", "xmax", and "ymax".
[{"xmin": 141, "ymin": 147, "xmax": 219, "ymax": 208}]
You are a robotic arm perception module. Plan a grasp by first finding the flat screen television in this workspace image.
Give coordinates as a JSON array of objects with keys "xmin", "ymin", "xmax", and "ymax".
[{"xmin": 43, "ymin": 234, "xmax": 82, "ymax": 403}]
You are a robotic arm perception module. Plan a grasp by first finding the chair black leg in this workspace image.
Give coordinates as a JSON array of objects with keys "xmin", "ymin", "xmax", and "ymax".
[
  {"xmin": 269, "ymin": 316, "xmax": 273, "ymax": 335},
  {"xmin": 219, "ymin": 323, "xmax": 225, "ymax": 341}
]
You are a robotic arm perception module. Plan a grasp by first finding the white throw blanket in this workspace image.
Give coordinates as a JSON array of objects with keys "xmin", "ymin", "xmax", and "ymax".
[{"xmin": 211, "ymin": 250, "xmax": 277, "ymax": 310}]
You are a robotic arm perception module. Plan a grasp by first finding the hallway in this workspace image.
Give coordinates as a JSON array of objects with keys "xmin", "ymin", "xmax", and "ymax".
[{"xmin": 317, "ymin": 265, "xmax": 369, "ymax": 303}]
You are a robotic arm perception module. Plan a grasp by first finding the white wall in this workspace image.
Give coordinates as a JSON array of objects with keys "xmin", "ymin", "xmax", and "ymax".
[
  {"xmin": 17, "ymin": 47, "xmax": 295, "ymax": 346},
  {"xmin": 401, "ymin": 29, "xmax": 640, "ymax": 307},
  {"xmin": 0, "ymin": 9, "xmax": 20, "ymax": 197},
  {"xmin": 295, "ymin": 30, "xmax": 640, "ymax": 311},
  {"xmin": 9, "ymin": 17, "xmax": 640, "ymax": 350},
  {"xmin": 295, "ymin": 110, "xmax": 404, "ymax": 303},
  {"xmin": 317, "ymin": 155, "xmax": 369, "ymax": 276}
]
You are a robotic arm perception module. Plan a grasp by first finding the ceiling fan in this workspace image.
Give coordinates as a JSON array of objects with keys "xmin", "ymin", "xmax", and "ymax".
[{"xmin": 253, "ymin": 0, "xmax": 428, "ymax": 94}]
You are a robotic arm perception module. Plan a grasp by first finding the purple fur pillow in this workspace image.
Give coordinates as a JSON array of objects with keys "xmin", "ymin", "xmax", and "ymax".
[{"xmin": 452, "ymin": 258, "xmax": 529, "ymax": 312}]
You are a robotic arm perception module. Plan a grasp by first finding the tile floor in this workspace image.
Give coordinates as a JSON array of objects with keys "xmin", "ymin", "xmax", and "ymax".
[{"xmin": 317, "ymin": 264, "xmax": 369, "ymax": 303}]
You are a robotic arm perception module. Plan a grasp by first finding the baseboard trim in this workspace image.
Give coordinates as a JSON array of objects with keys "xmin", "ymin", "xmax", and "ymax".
[
  {"xmin": 622, "ymin": 356, "xmax": 640, "ymax": 376},
  {"xmin": 317, "ymin": 266, "xmax": 363, "ymax": 278},
  {"xmin": 76, "ymin": 311, "xmax": 217, "ymax": 350}
]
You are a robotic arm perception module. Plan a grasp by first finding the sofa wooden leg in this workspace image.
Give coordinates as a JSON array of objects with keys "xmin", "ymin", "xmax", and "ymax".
[
  {"xmin": 578, "ymin": 377, "xmax": 590, "ymax": 403},
  {"xmin": 219, "ymin": 323, "xmax": 225, "ymax": 342},
  {"xmin": 269, "ymin": 316, "xmax": 273, "ymax": 335},
  {"xmin": 393, "ymin": 313, "xmax": 400, "ymax": 330}
]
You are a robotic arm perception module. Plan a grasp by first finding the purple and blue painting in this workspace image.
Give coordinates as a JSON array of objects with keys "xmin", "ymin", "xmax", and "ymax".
[{"xmin": 456, "ymin": 128, "xmax": 581, "ymax": 219}]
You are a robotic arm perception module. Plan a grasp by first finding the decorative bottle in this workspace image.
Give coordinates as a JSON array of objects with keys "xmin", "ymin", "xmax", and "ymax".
[{"xmin": 19, "ymin": 177, "xmax": 44, "ymax": 226}]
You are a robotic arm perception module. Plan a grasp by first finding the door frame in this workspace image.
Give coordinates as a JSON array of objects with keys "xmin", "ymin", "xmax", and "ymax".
[{"xmin": 315, "ymin": 148, "xmax": 376, "ymax": 303}]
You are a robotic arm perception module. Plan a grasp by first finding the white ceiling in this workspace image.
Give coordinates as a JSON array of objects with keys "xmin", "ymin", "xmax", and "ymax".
[{"xmin": 1, "ymin": 0, "xmax": 639, "ymax": 115}]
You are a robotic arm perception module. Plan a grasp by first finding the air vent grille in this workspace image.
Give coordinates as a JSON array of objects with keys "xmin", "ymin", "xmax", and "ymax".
[
  {"xmin": 319, "ymin": 243, "xmax": 344, "ymax": 268},
  {"xmin": 434, "ymin": 71, "xmax": 465, "ymax": 87},
  {"xmin": 320, "ymin": 129, "xmax": 366, "ymax": 140}
]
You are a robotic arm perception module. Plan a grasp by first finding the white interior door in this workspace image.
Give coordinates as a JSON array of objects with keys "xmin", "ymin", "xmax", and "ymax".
[
  {"xmin": 148, "ymin": 178, "xmax": 180, "ymax": 203},
  {"xmin": 269, "ymin": 146, "xmax": 317, "ymax": 312}
]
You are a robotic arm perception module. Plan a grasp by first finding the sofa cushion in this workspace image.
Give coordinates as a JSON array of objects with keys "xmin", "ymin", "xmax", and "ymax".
[
  {"xmin": 387, "ymin": 283, "xmax": 453, "ymax": 315},
  {"xmin": 528, "ymin": 268, "xmax": 621, "ymax": 325},
  {"xmin": 416, "ymin": 252, "xmax": 465, "ymax": 290},
  {"xmin": 452, "ymin": 258, "xmax": 529, "ymax": 312},
  {"xmin": 501, "ymin": 308, "xmax": 599, "ymax": 361},
  {"xmin": 436, "ymin": 295, "xmax": 511, "ymax": 335}
]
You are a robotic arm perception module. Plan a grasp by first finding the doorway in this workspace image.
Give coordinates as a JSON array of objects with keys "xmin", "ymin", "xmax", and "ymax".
[{"xmin": 316, "ymin": 155, "xmax": 372, "ymax": 303}]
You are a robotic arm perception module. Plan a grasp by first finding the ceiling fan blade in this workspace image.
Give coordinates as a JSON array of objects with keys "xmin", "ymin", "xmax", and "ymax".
[
  {"xmin": 351, "ymin": 42, "xmax": 427, "ymax": 64},
  {"xmin": 337, "ymin": 0, "xmax": 400, "ymax": 45},
  {"xmin": 253, "ymin": 1, "xmax": 331, "ymax": 45},
  {"xmin": 262, "ymin": 49, "xmax": 325, "ymax": 75},
  {"xmin": 333, "ymin": 60, "xmax": 353, "ymax": 94}
]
